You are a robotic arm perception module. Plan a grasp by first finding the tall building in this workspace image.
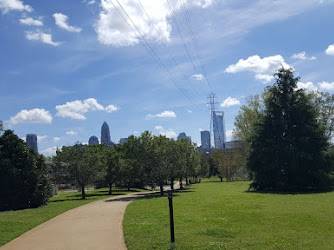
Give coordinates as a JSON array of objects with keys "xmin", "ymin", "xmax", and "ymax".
[
  {"xmin": 177, "ymin": 132, "xmax": 191, "ymax": 142},
  {"xmin": 26, "ymin": 134, "xmax": 38, "ymax": 152},
  {"xmin": 88, "ymin": 136, "xmax": 99, "ymax": 145},
  {"xmin": 120, "ymin": 138, "xmax": 128, "ymax": 144},
  {"xmin": 201, "ymin": 130, "xmax": 211, "ymax": 151},
  {"xmin": 213, "ymin": 111, "xmax": 226, "ymax": 150},
  {"xmin": 101, "ymin": 122, "xmax": 114, "ymax": 146}
]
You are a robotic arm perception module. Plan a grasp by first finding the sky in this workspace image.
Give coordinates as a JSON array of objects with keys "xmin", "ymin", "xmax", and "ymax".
[{"xmin": 1, "ymin": 0, "xmax": 334, "ymax": 156}]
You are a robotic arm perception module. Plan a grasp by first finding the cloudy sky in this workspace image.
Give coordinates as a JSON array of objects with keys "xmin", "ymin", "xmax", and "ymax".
[{"xmin": 1, "ymin": 0, "xmax": 334, "ymax": 156}]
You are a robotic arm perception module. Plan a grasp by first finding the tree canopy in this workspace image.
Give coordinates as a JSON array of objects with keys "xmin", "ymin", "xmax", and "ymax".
[
  {"xmin": 247, "ymin": 69, "xmax": 333, "ymax": 191},
  {"xmin": 0, "ymin": 130, "xmax": 50, "ymax": 211}
]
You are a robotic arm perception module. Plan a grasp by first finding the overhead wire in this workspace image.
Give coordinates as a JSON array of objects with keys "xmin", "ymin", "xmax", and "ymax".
[
  {"xmin": 111, "ymin": 0, "xmax": 204, "ymax": 111},
  {"xmin": 136, "ymin": 0, "xmax": 206, "ymax": 101},
  {"xmin": 179, "ymin": 0, "xmax": 214, "ymax": 94}
]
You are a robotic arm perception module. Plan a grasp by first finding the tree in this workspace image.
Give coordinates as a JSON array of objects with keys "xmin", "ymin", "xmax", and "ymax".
[
  {"xmin": 0, "ymin": 130, "xmax": 50, "ymax": 211},
  {"xmin": 248, "ymin": 68, "xmax": 332, "ymax": 191},
  {"xmin": 0, "ymin": 120, "xmax": 3, "ymax": 131},
  {"xmin": 54, "ymin": 144, "xmax": 102, "ymax": 199},
  {"xmin": 106, "ymin": 146, "xmax": 121, "ymax": 195},
  {"xmin": 212, "ymin": 149, "xmax": 243, "ymax": 182}
]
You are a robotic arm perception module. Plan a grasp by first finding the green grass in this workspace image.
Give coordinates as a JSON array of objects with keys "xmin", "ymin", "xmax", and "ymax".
[
  {"xmin": 123, "ymin": 178, "xmax": 334, "ymax": 249},
  {"xmin": 0, "ymin": 187, "xmax": 144, "ymax": 247}
]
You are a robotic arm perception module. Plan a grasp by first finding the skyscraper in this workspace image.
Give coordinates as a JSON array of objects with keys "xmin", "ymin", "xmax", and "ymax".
[
  {"xmin": 177, "ymin": 132, "xmax": 191, "ymax": 142},
  {"xmin": 213, "ymin": 111, "xmax": 226, "ymax": 150},
  {"xmin": 201, "ymin": 130, "xmax": 211, "ymax": 151},
  {"xmin": 26, "ymin": 134, "xmax": 38, "ymax": 152},
  {"xmin": 101, "ymin": 122, "xmax": 114, "ymax": 146},
  {"xmin": 88, "ymin": 136, "xmax": 99, "ymax": 145}
]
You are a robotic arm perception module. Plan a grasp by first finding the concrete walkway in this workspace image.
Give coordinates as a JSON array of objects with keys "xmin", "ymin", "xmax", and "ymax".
[{"xmin": 1, "ymin": 192, "xmax": 154, "ymax": 250}]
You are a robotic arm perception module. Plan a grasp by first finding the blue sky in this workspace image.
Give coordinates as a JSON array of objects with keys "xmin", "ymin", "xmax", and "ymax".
[{"xmin": 1, "ymin": 0, "xmax": 334, "ymax": 156}]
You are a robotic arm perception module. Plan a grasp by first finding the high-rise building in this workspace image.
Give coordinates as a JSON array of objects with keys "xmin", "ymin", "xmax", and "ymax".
[
  {"xmin": 101, "ymin": 122, "xmax": 114, "ymax": 146},
  {"xmin": 120, "ymin": 138, "xmax": 128, "ymax": 144},
  {"xmin": 213, "ymin": 111, "xmax": 226, "ymax": 150},
  {"xmin": 201, "ymin": 130, "xmax": 211, "ymax": 151},
  {"xmin": 177, "ymin": 132, "xmax": 191, "ymax": 142},
  {"xmin": 26, "ymin": 134, "xmax": 38, "ymax": 152},
  {"xmin": 88, "ymin": 136, "xmax": 99, "ymax": 145}
]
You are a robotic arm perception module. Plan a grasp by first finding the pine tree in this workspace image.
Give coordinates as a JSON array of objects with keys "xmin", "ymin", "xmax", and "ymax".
[{"xmin": 248, "ymin": 69, "xmax": 332, "ymax": 191}]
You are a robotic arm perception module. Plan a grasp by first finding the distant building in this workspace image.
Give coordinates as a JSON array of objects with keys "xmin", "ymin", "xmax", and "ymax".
[
  {"xmin": 177, "ymin": 132, "xmax": 191, "ymax": 142},
  {"xmin": 26, "ymin": 134, "xmax": 38, "ymax": 153},
  {"xmin": 213, "ymin": 111, "xmax": 226, "ymax": 150},
  {"xmin": 201, "ymin": 130, "xmax": 211, "ymax": 151},
  {"xmin": 120, "ymin": 138, "xmax": 128, "ymax": 144},
  {"xmin": 88, "ymin": 136, "xmax": 99, "ymax": 145},
  {"xmin": 101, "ymin": 122, "xmax": 114, "ymax": 146}
]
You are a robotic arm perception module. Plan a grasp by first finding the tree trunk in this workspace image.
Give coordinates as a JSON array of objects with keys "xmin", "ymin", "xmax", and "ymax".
[
  {"xmin": 81, "ymin": 185, "xmax": 86, "ymax": 199},
  {"xmin": 186, "ymin": 177, "xmax": 188, "ymax": 185},
  {"xmin": 160, "ymin": 184, "xmax": 164, "ymax": 196},
  {"xmin": 170, "ymin": 179, "xmax": 174, "ymax": 191},
  {"xmin": 127, "ymin": 182, "xmax": 130, "ymax": 191},
  {"xmin": 220, "ymin": 177, "xmax": 223, "ymax": 182},
  {"xmin": 108, "ymin": 184, "xmax": 112, "ymax": 195},
  {"xmin": 179, "ymin": 178, "xmax": 183, "ymax": 189}
]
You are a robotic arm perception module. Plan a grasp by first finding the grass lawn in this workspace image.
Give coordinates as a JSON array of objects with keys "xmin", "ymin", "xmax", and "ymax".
[
  {"xmin": 0, "ymin": 187, "xmax": 144, "ymax": 247},
  {"xmin": 123, "ymin": 178, "xmax": 334, "ymax": 249}
]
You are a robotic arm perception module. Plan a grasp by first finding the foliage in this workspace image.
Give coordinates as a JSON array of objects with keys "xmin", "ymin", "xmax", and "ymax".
[
  {"xmin": 0, "ymin": 130, "xmax": 50, "ymax": 211},
  {"xmin": 52, "ymin": 132, "xmax": 205, "ymax": 198},
  {"xmin": 248, "ymin": 69, "xmax": 332, "ymax": 191},
  {"xmin": 53, "ymin": 144, "xmax": 105, "ymax": 199},
  {"xmin": 0, "ymin": 121, "xmax": 3, "ymax": 131},
  {"xmin": 124, "ymin": 179, "xmax": 334, "ymax": 250},
  {"xmin": 211, "ymin": 149, "xmax": 244, "ymax": 182}
]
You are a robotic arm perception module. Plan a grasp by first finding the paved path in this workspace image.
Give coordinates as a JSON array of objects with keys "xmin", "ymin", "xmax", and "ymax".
[{"xmin": 1, "ymin": 192, "xmax": 154, "ymax": 250}]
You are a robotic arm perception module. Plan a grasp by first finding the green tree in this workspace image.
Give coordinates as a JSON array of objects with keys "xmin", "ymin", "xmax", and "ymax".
[
  {"xmin": 248, "ymin": 69, "xmax": 332, "ymax": 191},
  {"xmin": 106, "ymin": 146, "xmax": 121, "ymax": 194},
  {"xmin": 54, "ymin": 144, "xmax": 102, "ymax": 199},
  {"xmin": 0, "ymin": 130, "xmax": 50, "ymax": 211},
  {"xmin": 0, "ymin": 120, "xmax": 3, "ymax": 131}
]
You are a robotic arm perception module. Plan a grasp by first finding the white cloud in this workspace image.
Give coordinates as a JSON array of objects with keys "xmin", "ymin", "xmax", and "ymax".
[
  {"xmin": 318, "ymin": 81, "xmax": 334, "ymax": 91},
  {"xmin": 198, "ymin": 128, "xmax": 204, "ymax": 131},
  {"xmin": 291, "ymin": 51, "xmax": 316, "ymax": 60},
  {"xmin": 134, "ymin": 131, "xmax": 140, "ymax": 134},
  {"xmin": 226, "ymin": 130, "xmax": 233, "ymax": 141},
  {"xmin": 154, "ymin": 125, "xmax": 177, "ymax": 138},
  {"xmin": 0, "ymin": 0, "xmax": 32, "ymax": 13},
  {"xmin": 194, "ymin": 0, "xmax": 213, "ymax": 8},
  {"xmin": 25, "ymin": 31, "xmax": 60, "ymax": 46},
  {"xmin": 221, "ymin": 97, "xmax": 241, "ymax": 107},
  {"xmin": 19, "ymin": 17, "xmax": 43, "ymax": 26},
  {"xmin": 9, "ymin": 108, "xmax": 52, "ymax": 125},
  {"xmin": 255, "ymin": 74, "xmax": 274, "ymax": 83},
  {"xmin": 40, "ymin": 147, "xmax": 58, "ymax": 157},
  {"xmin": 53, "ymin": 137, "xmax": 61, "ymax": 142},
  {"xmin": 66, "ymin": 131, "xmax": 77, "ymax": 135},
  {"xmin": 225, "ymin": 55, "xmax": 291, "ymax": 75},
  {"xmin": 95, "ymin": 0, "xmax": 173, "ymax": 46},
  {"xmin": 37, "ymin": 135, "xmax": 47, "ymax": 142},
  {"xmin": 56, "ymin": 98, "xmax": 104, "ymax": 120},
  {"xmin": 146, "ymin": 110, "xmax": 176, "ymax": 119},
  {"xmin": 297, "ymin": 81, "xmax": 317, "ymax": 91},
  {"xmin": 326, "ymin": 44, "xmax": 334, "ymax": 56},
  {"xmin": 105, "ymin": 104, "xmax": 118, "ymax": 113},
  {"xmin": 53, "ymin": 13, "xmax": 82, "ymax": 33},
  {"xmin": 191, "ymin": 74, "xmax": 204, "ymax": 80},
  {"xmin": 187, "ymin": 110, "xmax": 192, "ymax": 113}
]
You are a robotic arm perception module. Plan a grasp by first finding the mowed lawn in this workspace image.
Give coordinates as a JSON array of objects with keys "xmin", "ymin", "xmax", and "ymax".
[
  {"xmin": 123, "ymin": 179, "xmax": 334, "ymax": 249},
  {"xmin": 0, "ymin": 187, "xmax": 144, "ymax": 247}
]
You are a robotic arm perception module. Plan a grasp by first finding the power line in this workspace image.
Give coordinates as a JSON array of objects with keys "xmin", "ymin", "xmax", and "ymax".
[
  {"xmin": 166, "ymin": 0, "xmax": 202, "ymax": 78},
  {"xmin": 179, "ymin": 0, "xmax": 214, "ymax": 94},
  {"xmin": 111, "ymin": 0, "xmax": 204, "ymax": 111},
  {"xmin": 136, "ymin": 0, "xmax": 206, "ymax": 100}
]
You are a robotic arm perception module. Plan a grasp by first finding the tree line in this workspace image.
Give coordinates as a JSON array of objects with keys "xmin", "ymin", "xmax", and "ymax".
[{"xmin": 51, "ymin": 132, "xmax": 207, "ymax": 199}]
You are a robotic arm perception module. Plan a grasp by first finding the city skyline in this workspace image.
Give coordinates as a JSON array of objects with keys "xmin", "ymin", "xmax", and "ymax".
[{"xmin": 1, "ymin": 0, "xmax": 334, "ymax": 156}]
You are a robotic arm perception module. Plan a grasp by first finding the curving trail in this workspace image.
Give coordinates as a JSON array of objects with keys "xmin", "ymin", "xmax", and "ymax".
[{"xmin": 1, "ymin": 192, "xmax": 153, "ymax": 250}]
